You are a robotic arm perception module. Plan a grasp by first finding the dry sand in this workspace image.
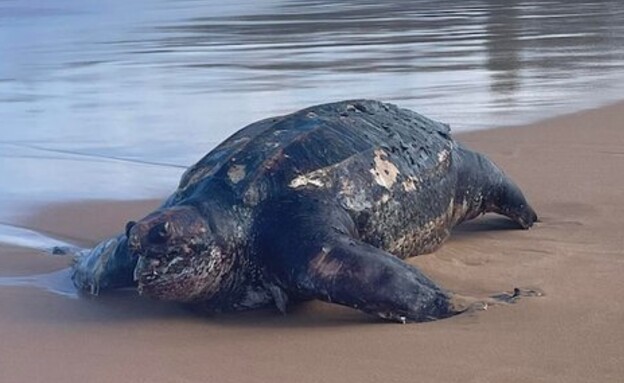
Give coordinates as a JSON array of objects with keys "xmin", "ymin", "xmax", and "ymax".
[{"xmin": 1, "ymin": 102, "xmax": 623, "ymax": 382}]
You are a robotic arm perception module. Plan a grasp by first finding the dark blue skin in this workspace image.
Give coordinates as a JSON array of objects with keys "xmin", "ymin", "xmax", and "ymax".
[{"xmin": 72, "ymin": 100, "xmax": 537, "ymax": 323}]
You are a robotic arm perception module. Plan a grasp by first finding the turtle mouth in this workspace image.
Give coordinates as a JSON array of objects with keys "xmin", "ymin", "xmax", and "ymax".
[
  {"xmin": 133, "ymin": 255, "xmax": 185, "ymax": 286},
  {"xmin": 133, "ymin": 254, "xmax": 206, "ymax": 302},
  {"xmin": 133, "ymin": 257, "xmax": 160, "ymax": 284}
]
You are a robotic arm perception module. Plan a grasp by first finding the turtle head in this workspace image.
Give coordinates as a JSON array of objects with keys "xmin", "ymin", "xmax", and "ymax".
[{"xmin": 127, "ymin": 205, "xmax": 231, "ymax": 302}]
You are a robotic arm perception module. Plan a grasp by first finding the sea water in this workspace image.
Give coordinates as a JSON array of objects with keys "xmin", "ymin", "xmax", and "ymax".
[{"xmin": 1, "ymin": 0, "xmax": 623, "ymax": 212}]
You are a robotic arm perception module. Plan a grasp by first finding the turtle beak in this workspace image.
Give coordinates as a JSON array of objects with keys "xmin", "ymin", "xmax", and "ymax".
[
  {"xmin": 133, "ymin": 255, "xmax": 164, "ymax": 285},
  {"xmin": 133, "ymin": 256, "xmax": 148, "ymax": 282}
]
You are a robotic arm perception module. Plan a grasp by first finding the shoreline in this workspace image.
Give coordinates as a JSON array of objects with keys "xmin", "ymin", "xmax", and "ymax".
[{"xmin": 1, "ymin": 101, "xmax": 624, "ymax": 382}]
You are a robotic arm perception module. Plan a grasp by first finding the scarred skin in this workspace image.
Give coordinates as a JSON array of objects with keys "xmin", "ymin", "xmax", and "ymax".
[{"xmin": 72, "ymin": 100, "xmax": 537, "ymax": 323}]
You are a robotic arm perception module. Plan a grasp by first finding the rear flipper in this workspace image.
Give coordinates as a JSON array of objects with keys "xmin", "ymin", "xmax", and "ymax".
[
  {"xmin": 488, "ymin": 177, "xmax": 538, "ymax": 229},
  {"xmin": 71, "ymin": 233, "xmax": 137, "ymax": 295},
  {"xmin": 455, "ymin": 146, "xmax": 538, "ymax": 229},
  {"xmin": 257, "ymin": 196, "xmax": 461, "ymax": 323}
]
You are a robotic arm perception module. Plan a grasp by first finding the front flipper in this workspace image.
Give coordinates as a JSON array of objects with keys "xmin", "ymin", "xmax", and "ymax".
[
  {"xmin": 302, "ymin": 235, "xmax": 459, "ymax": 322},
  {"xmin": 71, "ymin": 233, "xmax": 137, "ymax": 295},
  {"xmin": 256, "ymin": 195, "xmax": 460, "ymax": 323}
]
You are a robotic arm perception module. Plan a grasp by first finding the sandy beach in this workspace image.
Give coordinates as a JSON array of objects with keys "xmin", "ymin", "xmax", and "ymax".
[{"xmin": 1, "ymin": 102, "xmax": 623, "ymax": 383}]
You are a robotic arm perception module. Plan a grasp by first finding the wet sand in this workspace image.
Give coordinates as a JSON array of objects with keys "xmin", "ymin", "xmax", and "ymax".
[{"xmin": 1, "ymin": 102, "xmax": 624, "ymax": 383}]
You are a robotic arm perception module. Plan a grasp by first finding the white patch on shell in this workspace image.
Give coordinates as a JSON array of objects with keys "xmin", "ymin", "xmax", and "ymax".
[
  {"xmin": 370, "ymin": 149, "xmax": 399, "ymax": 189},
  {"xmin": 243, "ymin": 185, "xmax": 261, "ymax": 206},
  {"xmin": 437, "ymin": 149, "xmax": 450, "ymax": 163},
  {"xmin": 227, "ymin": 164, "xmax": 246, "ymax": 184},
  {"xmin": 402, "ymin": 176, "xmax": 419, "ymax": 192},
  {"xmin": 289, "ymin": 169, "xmax": 330, "ymax": 189},
  {"xmin": 339, "ymin": 178, "xmax": 372, "ymax": 211}
]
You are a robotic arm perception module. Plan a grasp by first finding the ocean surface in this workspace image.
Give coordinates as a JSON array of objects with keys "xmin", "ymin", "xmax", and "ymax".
[{"xmin": 1, "ymin": 0, "xmax": 624, "ymax": 219}]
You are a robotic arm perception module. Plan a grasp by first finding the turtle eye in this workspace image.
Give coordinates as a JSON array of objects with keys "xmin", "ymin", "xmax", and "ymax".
[
  {"xmin": 125, "ymin": 221, "xmax": 137, "ymax": 238},
  {"xmin": 148, "ymin": 221, "xmax": 171, "ymax": 244}
]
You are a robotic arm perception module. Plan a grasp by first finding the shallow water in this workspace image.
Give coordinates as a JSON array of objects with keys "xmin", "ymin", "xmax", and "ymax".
[
  {"xmin": 1, "ymin": 0, "xmax": 624, "ymax": 219},
  {"xmin": 0, "ymin": 268, "xmax": 78, "ymax": 298},
  {"xmin": 0, "ymin": 222, "xmax": 81, "ymax": 251}
]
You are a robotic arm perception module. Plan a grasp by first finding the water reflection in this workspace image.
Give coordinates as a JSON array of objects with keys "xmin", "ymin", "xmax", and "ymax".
[
  {"xmin": 484, "ymin": 0, "xmax": 521, "ymax": 96},
  {"xmin": 1, "ymin": 0, "xmax": 623, "ymax": 215}
]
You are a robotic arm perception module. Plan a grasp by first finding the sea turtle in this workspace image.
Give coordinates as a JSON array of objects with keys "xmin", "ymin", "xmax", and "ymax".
[{"xmin": 72, "ymin": 100, "xmax": 537, "ymax": 323}]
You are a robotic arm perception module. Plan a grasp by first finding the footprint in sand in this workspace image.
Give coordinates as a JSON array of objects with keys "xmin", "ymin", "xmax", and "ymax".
[{"xmin": 450, "ymin": 287, "xmax": 545, "ymax": 315}]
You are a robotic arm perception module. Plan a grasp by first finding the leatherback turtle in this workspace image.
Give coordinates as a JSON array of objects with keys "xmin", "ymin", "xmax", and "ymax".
[{"xmin": 72, "ymin": 100, "xmax": 537, "ymax": 323}]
